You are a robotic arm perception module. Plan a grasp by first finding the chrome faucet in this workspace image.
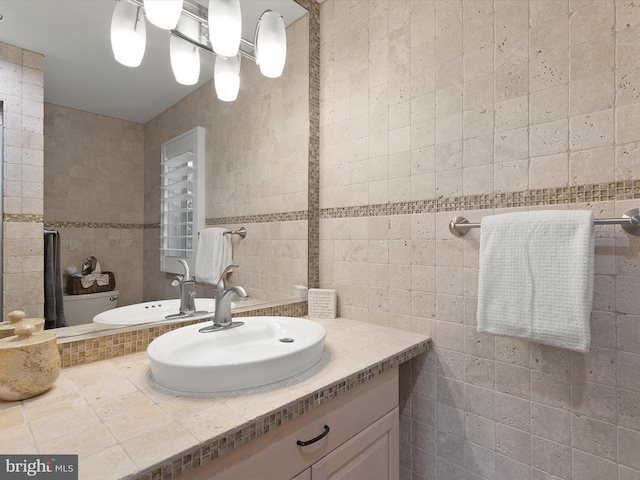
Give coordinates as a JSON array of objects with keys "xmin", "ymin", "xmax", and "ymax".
[
  {"xmin": 171, "ymin": 259, "xmax": 196, "ymax": 315},
  {"xmin": 212, "ymin": 264, "xmax": 248, "ymax": 328}
]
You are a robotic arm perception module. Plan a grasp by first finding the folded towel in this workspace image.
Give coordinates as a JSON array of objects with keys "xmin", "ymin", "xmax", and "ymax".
[
  {"xmin": 80, "ymin": 273, "xmax": 110, "ymax": 288},
  {"xmin": 195, "ymin": 227, "xmax": 233, "ymax": 285},
  {"xmin": 476, "ymin": 210, "xmax": 594, "ymax": 352}
]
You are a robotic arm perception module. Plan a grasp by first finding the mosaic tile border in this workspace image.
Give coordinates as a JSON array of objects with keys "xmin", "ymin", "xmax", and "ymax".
[
  {"xmin": 320, "ymin": 180, "xmax": 640, "ymax": 219},
  {"xmin": 4, "ymin": 213, "xmax": 44, "ymax": 223},
  {"xmin": 135, "ymin": 338, "xmax": 431, "ymax": 480},
  {"xmin": 57, "ymin": 301, "xmax": 308, "ymax": 368},
  {"xmin": 206, "ymin": 210, "xmax": 308, "ymax": 226},
  {"xmin": 44, "ymin": 221, "xmax": 143, "ymax": 229}
]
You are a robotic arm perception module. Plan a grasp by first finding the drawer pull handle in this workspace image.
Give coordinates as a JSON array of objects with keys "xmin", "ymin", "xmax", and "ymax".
[{"xmin": 297, "ymin": 425, "xmax": 330, "ymax": 446}]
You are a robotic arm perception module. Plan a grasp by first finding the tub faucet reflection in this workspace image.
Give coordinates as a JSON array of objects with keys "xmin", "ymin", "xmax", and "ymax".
[
  {"xmin": 171, "ymin": 259, "xmax": 196, "ymax": 315},
  {"xmin": 213, "ymin": 264, "xmax": 248, "ymax": 328}
]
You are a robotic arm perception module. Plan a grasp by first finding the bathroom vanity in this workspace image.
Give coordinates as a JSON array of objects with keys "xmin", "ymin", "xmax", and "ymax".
[{"xmin": 0, "ymin": 317, "xmax": 430, "ymax": 480}]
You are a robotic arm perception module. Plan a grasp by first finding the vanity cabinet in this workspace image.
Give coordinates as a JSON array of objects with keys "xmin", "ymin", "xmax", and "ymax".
[
  {"xmin": 182, "ymin": 369, "xmax": 399, "ymax": 480},
  {"xmin": 304, "ymin": 408, "xmax": 398, "ymax": 480}
]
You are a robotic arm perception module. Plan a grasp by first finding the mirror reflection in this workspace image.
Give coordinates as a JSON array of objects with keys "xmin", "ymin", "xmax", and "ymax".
[{"xmin": 0, "ymin": 0, "xmax": 310, "ymax": 337}]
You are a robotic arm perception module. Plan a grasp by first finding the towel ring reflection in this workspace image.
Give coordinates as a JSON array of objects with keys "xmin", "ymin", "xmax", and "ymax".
[{"xmin": 449, "ymin": 208, "xmax": 640, "ymax": 237}]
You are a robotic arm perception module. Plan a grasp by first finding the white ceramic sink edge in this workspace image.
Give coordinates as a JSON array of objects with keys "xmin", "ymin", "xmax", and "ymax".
[
  {"xmin": 93, "ymin": 298, "xmax": 235, "ymax": 330},
  {"xmin": 147, "ymin": 316, "xmax": 327, "ymax": 393}
]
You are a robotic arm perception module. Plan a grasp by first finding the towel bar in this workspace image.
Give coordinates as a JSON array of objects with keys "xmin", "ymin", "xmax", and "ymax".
[
  {"xmin": 449, "ymin": 208, "xmax": 640, "ymax": 237},
  {"xmin": 223, "ymin": 227, "xmax": 247, "ymax": 238}
]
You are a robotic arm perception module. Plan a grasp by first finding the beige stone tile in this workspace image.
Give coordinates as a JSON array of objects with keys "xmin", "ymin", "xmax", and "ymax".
[
  {"xmin": 465, "ymin": 356, "xmax": 495, "ymax": 390},
  {"xmin": 39, "ymin": 423, "xmax": 116, "ymax": 458},
  {"xmin": 530, "ymin": 119, "xmax": 568, "ymax": 157},
  {"xmin": 466, "ymin": 412, "xmax": 496, "ymax": 450},
  {"xmin": 531, "ymin": 369, "xmax": 571, "ymax": 410},
  {"xmin": 617, "ymin": 388, "xmax": 640, "ymax": 432},
  {"xmin": 463, "ymin": 164, "xmax": 493, "ymax": 195},
  {"xmin": 572, "ymin": 35, "xmax": 615, "ymax": 81},
  {"xmin": 0, "ymin": 424, "xmax": 36, "ymax": 453},
  {"xmin": 0, "ymin": 405, "xmax": 25, "ymax": 430},
  {"xmin": 572, "ymin": 380, "xmax": 617, "ymax": 423},
  {"xmin": 617, "ymin": 25, "xmax": 640, "ymax": 68},
  {"xmin": 531, "ymin": 435, "xmax": 571, "ymax": 479},
  {"xmin": 495, "ymin": 361, "xmax": 530, "ymax": 399},
  {"xmin": 23, "ymin": 391, "xmax": 88, "ymax": 422},
  {"xmin": 569, "ymin": 111, "xmax": 615, "ymax": 151},
  {"xmin": 464, "ymin": 440, "xmax": 496, "ymax": 479},
  {"xmin": 495, "ymin": 159, "xmax": 528, "ymax": 192},
  {"xmin": 435, "ymin": 321, "xmax": 464, "ymax": 352},
  {"xmin": 619, "ymin": 427, "xmax": 640, "ymax": 470},
  {"xmin": 619, "ymin": 465, "xmax": 640, "ymax": 480},
  {"xmin": 464, "ymin": 48, "xmax": 494, "ymax": 81},
  {"xmin": 572, "ymin": 449, "xmax": 617, "ymax": 480},
  {"xmin": 571, "ymin": 414, "xmax": 616, "ymax": 460},
  {"xmin": 122, "ymin": 422, "xmax": 199, "ymax": 471},
  {"xmin": 571, "ymin": 347, "xmax": 616, "ymax": 386},
  {"xmin": 435, "ymin": 294, "xmax": 464, "ymax": 325},
  {"xmin": 530, "ymin": 50, "xmax": 570, "ymax": 93},
  {"xmin": 79, "ymin": 445, "xmax": 137, "ymax": 480},
  {"xmin": 463, "ymin": 325, "xmax": 494, "ymax": 359},
  {"xmin": 29, "ymin": 404, "xmax": 100, "ymax": 444},
  {"xmin": 495, "ymin": 422, "xmax": 530, "ymax": 464},
  {"xmin": 618, "ymin": 350, "xmax": 640, "ymax": 392},
  {"xmin": 616, "ymin": 103, "xmax": 640, "ymax": 144},
  {"xmin": 497, "ymin": 454, "xmax": 531, "ymax": 480},
  {"xmin": 616, "ymin": 0, "xmax": 640, "ymax": 31},
  {"xmin": 570, "ymin": 1, "xmax": 614, "ymax": 46}
]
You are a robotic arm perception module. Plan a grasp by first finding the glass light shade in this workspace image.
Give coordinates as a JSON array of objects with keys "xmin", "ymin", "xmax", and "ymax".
[
  {"xmin": 255, "ymin": 11, "xmax": 286, "ymax": 78},
  {"xmin": 170, "ymin": 35, "xmax": 200, "ymax": 85},
  {"xmin": 111, "ymin": 1, "xmax": 146, "ymax": 67},
  {"xmin": 214, "ymin": 55, "xmax": 240, "ymax": 102},
  {"xmin": 144, "ymin": 0, "xmax": 183, "ymax": 30},
  {"xmin": 208, "ymin": 0, "xmax": 242, "ymax": 57}
]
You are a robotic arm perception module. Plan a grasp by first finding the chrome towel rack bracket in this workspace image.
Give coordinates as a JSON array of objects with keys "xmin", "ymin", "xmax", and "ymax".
[
  {"xmin": 449, "ymin": 208, "xmax": 640, "ymax": 237},
  {"xmin": 223, "ymin": 227, "xmax": 247, "ymax": 238}
]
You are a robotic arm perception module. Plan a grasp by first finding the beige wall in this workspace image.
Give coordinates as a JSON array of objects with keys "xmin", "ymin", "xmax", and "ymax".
[
  {"xmin": 43, "ymin": 103, "xmax": 145, "ymax": 307},
  {"xmin": 0, "ymin": 42, "xmax": 45, "ymax": 318},
  {"xmin": 318, "ymin": 0, "xmax": 640, "ymax": 479}
]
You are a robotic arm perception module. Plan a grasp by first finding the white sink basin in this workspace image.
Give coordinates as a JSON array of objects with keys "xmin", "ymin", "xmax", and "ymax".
[
  {"xmin": 93, "ymin": 298, "xmax": 234, "ymax": 331},
  {"xmin": 146, "ymin": 316, "xmax": 327, "ymax": 393}
]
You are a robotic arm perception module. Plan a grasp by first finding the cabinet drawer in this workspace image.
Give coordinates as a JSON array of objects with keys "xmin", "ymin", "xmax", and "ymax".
[{"xmin": 183, "ymin": 368, "xmax": 398, "ymax": 480}]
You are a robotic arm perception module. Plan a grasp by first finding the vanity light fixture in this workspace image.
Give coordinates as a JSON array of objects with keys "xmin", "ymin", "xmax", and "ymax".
[
  {"xmin": 109, "ymin": 0, "xmax": 287, "ymax": 98},
  {"xmin": 110, "ymin": 0, "xmax": 146, "ymax": 68},
  {"xmin": 208, "ymin": 0, "xmax": 242, "ymax": 57},
  {"xmin": 214, "ymin": 54, "xmax": 241, "ymax": 102},
  {"xmin": 255, "ymin": 10, "xmax": 287, "ymax": 79},
  {"xmin": 169, "ymin": 14, "xmax": 201, "ymax": 85},
  {"xmin": 143, "ymin": 0, "xmax": 183, "ymax": 30}
]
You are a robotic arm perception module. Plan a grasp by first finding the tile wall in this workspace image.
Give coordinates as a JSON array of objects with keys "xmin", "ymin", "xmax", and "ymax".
[
  {"xmin": 0, "ymin": 42, "xmax": 45, "ymax": 318},
  {"xmin": 43, "ymin": 104, "xmax": 145, "ymax": 306},
  {"xmin": 144, "ymin": 15, "xmax": 310, "ymax": 303},
  {"xmin": 318, "ymin": 1, "xmax": 640, "ymax": 479}
]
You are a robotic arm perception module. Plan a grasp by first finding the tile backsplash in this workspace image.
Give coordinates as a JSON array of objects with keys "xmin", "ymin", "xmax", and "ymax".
[{"xmin": 318, "ymin": 0, "xmax": 640, "ymax": 479}]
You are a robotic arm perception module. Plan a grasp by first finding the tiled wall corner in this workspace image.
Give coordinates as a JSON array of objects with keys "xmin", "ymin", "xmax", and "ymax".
[
  {"xmin": 0, "ymin": 41, "xmax": 45, "ymax": 318},
  {"xmin": 43, "ymin": 104, "xmax": 145, "ymax": 306}
]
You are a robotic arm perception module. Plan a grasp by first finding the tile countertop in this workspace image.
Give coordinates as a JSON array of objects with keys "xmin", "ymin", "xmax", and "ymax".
[{"xmin": 0, "ymin": 317, "xmax": 431, "ymax": 480}]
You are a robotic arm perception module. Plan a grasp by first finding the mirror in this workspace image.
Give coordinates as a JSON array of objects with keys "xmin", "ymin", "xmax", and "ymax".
[{"xmin": 0, "ymin": 0, "xmax": 319, "ymax": 338}]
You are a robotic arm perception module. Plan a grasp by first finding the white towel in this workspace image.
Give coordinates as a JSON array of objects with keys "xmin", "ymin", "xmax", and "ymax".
[
  {"xmin": 195, "ymin": 227, "xmax": 233, "ymax": 285},
  {"xmin": 476, "ymin": 210, "xmax": 594, "ymax": 352}
]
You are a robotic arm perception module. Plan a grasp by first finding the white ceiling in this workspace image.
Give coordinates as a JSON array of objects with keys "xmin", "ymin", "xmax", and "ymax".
[{"xmin": 0, "ymin": 0, "xmax": 307, "ymax": 123}]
